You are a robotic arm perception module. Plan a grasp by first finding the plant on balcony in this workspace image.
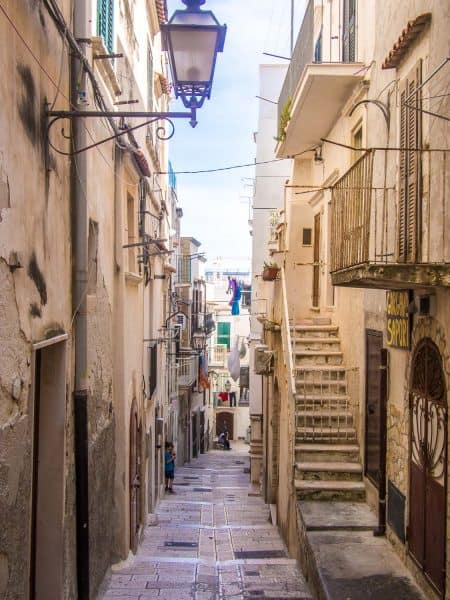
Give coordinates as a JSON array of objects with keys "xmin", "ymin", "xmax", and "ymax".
[
  {"xmin": 262, "ymin": 261, "xmax": 280, "ymax": 281},
  {"xmin": 274, "ymin": 96, "xmax": 292, "ymax": 142}
]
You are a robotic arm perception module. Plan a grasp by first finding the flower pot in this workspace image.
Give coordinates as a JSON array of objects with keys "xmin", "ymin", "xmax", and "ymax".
[{"xmin": 262, "ymin": 266, "xmax": 279, "ymax": 281}]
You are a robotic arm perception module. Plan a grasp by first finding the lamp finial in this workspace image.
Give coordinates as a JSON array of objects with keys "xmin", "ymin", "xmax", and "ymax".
[{"xmin": 182, "ymin": 0, "xmax": 206, "ymax": 9}]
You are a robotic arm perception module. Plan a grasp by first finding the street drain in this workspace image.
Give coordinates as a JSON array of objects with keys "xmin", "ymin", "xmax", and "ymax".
[
  {"xmin": 234, "ymin": 550, "xmax": 287, "ymax": 559},
  {"xmin": 164, "ymin": 541, "xmax": 198, "ymax": 548},
  {"xmin": 193, "ymin": 487, "xmax": 212, "ymax": 492},
  {"xmin": 183, "ymin": 476, "xmax": 200, "ymax": 480},
  {"xmin": 245, "ymin": 571, "xmax": 259, "ymax": 576}
]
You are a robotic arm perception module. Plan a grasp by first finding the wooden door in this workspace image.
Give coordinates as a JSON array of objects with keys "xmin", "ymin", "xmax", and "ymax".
[
  {"xmin": 130, "ymin": 406, "xmax": 141, "ymax": 554},
  {"xmin": 365, "ymin": 330, "xmax": 385, "ymax": 487},
  {"xmin": 200, "ymin": 410, "xmax": 205, "ymax": 453},
  {"xmin": 192, "ymin": 414, "xmax": 198, "ymax": 458},
  {"xmin": 216, "ymin": 412, "xmax": 234, "ymax": 440},
  {"xmin": 312, "ymin": 213, "xmax": 321, "ymax": 307},
  {"xmin": 409, "ymin": 339, "xmax": 447, "ymax": 595}
]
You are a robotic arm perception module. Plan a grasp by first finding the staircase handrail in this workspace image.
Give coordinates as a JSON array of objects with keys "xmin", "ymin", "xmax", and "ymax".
[{"xmin": 281, "ymin": 267, "xmax": 296, "ymax": 399}]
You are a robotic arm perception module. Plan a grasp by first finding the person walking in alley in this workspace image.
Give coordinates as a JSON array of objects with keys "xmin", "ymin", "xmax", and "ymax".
[{"xmin": 165, "ymin": 442, "xmax": 176, "ymax": 493}]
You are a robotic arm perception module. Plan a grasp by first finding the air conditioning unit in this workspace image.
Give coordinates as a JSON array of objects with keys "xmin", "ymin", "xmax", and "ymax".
[{"xmin": 254, "ymin": 345, "xmax": 273, "ymax": 375}]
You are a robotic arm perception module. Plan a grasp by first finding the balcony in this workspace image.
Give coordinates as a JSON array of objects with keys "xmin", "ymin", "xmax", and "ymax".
[
  {"xmin": 330, "ymin": 149, "xmax": 450, "ymax": 289},
  {"xmin": 209, "ymin": 344, "xmax": 228, "ymax": 367},
  {"xmin": 276, "ymin": 0, "xmax": 365, "ymax": 158},
  {"xmin": 177, "ymin": 355, "xmax": 198, "ymax": 388},
  {"xmin": 168, "ymin": 361, "xmax": 178, "ymax": 399}
]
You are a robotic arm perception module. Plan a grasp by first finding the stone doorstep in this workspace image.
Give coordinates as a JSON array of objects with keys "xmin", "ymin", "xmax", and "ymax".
[
  {"xmin": 295, "ymin": 462, "xmax": 362, "ymax": 473},
  {"xmin": 295, "ymin": 501, "xmax": 426, "ymax": 600}
]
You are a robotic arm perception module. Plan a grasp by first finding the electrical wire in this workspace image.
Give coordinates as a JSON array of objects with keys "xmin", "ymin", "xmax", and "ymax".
[{"xmin": 159, "ymin": 147, "xmax": 316, "ymax": 175}]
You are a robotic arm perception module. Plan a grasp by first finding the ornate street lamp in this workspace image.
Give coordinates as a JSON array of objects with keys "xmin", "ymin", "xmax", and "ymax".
[
  {"xmin": 162, "ymin": 0, "xmax": 227, "ymax": 120},
  {"xmin": 46, "ymin": 0, "xmax": 226, "ymax": 152}
]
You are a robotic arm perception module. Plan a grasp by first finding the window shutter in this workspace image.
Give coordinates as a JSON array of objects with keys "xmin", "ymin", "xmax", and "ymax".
[
  {"xmin": 398, "ymin": 60, "xmax": 422, "ymax": 263},
  {"xmin": 98, "ymin": 0, "xmax": 114, "ymax": 53}
]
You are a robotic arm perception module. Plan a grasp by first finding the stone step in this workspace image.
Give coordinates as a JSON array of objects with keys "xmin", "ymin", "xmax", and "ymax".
[
  {"xmin": 292, "ymin": 338, "xmax": 342, "ymax": 352},
  {"xmin": 295, "ymin": 461, "xmax": 363, "ymax": 482},
  {"xmin": 295, "ymin": 394, "xmax": 350, "ymax": 402},
  {"xmin": 295, "ymin": 365, "xmax": 346, "ymax": 372},
  {"xmin": 295, "ymin": 443, "xmax": 361, "ymax": 462},
  {"xmin": 296, "ymin": 411, "xmax": 353, "ymax": 427},
  {"xmin": 296, "ymin": 461, "xmax": 363, "ymax": 473},
  {"xmin": 295, "ymin": 351, "xmax": 344, "ymax": 367},
  {"xmin": 291, "ymin": 325, "xmax": 339, "ymax": 339},
  {"xmin": 295, "ymin": 479, "xmax": 366, "ymax": 501},
  {"xmin": 297, "ymin": 426, "xmax": 357, "ymax": 442},
  {"xmin": 293, "ymin": 337, "xmax": 341, "ymax": 344}
]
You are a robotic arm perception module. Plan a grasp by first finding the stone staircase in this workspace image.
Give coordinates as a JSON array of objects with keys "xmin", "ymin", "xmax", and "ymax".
[{"xmin": 291, "ymin": 319, "xmax": 365, "ymax": 501}]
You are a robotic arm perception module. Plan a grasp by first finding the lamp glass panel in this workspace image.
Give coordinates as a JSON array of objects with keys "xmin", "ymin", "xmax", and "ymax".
[
  {"xmin": 170, "ymin": 29, "xmax": 218, "ymax": 82},
  {"xmin": 172, "ymin": 12, "xmax": 218, "ymax": 26}
]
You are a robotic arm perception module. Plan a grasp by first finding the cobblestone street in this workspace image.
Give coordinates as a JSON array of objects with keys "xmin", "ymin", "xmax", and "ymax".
[{"xmin": 100, "ymin": 444, "xmax": 312, "ymax": 600}]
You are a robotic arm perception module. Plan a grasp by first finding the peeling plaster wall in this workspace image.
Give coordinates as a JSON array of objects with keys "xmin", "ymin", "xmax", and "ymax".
[{"xmin": 0, "ymin": 2, "xmax": 75, "ymax": 598}]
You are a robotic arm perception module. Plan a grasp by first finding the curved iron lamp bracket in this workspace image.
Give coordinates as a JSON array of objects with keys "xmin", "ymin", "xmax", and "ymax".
[
  {"xmin": 46, "ymin": 107, "xmax": 197, "ymax": 157},
  {"xmin": 349, "ymin": 99, "xmax": 390, "ymax": 129}
]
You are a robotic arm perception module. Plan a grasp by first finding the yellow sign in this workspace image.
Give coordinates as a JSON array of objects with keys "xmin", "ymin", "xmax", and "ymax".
[{"xmin": 386, "ymin": 290, "xmax": 410, "ymax": 349}]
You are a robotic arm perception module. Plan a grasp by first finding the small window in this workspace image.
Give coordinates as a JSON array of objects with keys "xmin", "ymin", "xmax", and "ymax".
[
  {"xmin": 127, "ymin": 194, "xmax": 136, "ymax": 272},
  {"xmin": 352, "ymin": 125, "xmax": 363, "ymax": 162},
  {"xmin": 97, "ymin": 0, "xmax": 114, "ymax": 53},
  {"xmin": 88, "ymin": 220, "xmax": 98, "ymax": 294},
  {"xmin": 217, "ymin": 322, "xmax": 231, "ymax": 350},
  {"xmin": 302, "ymin": 228, "xmax": 312, "ymax": 246}
]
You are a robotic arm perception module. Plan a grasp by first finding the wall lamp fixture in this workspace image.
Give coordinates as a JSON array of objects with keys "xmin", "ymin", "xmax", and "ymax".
[{"xmin": 47, "ymin": 0, "xmax": 226, "ymax": 150}]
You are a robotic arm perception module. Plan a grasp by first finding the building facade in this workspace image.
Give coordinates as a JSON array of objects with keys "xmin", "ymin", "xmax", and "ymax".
[
  {"xmin": 253, "ymin": 1, "xmax": 450, "ymax": 598},
  {"xmin": 0, "ymin": 1, "xmax": 204, "ymax": 598}
]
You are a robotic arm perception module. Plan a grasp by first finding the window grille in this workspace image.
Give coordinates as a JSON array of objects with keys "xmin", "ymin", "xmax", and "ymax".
[
  {"xmin": 148, "ymin": 343, "xmax": 157, "ymax": 399},
  {"xmin": 342, "ymin": 0, "xmax": 356, "ymax": 62}
]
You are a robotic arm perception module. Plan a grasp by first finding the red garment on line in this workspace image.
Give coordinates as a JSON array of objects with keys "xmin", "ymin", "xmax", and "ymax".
[{"xmin": 218, "ymin": 392, "xmax": 229, "ymax": 402}]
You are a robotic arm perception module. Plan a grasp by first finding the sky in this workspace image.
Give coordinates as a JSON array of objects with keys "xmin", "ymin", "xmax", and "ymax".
[{"xmin": 166, "ymin": 0, "xmax": 306, "ymax": 269}]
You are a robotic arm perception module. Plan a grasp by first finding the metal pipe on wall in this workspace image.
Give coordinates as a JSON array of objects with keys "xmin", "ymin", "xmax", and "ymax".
[{"xmin": 72, "ymin": 0, "xmax": 90, "ymax": 596}]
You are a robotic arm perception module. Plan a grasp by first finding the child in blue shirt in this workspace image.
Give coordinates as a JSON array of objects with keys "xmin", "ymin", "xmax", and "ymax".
[{"xmin": 165, "ymin": 441, "xmax": 176, "ymax": 493}]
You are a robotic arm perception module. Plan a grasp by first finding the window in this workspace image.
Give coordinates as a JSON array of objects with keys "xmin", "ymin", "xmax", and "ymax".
[
  {"xmin": 147, "ymin": 40, "xmax": 154, "ymax": 112},
  {"xmin": 398, "ymin": 60, "xmax": 422, "ymax": 263},
  {"xmin": 88, "ymin": 220, "xmax": 98, "ymax": 294},
  {"xmin": 314, "ymin": 28, "xmax": 323, "ymax": 63},
  {"xmin": 127, "ymin": 194, "xmax": 136, "ymax": 272},
  {"xmin": 217, "ymin": 322, "xmax": 231, "ymax": 350},
  {"xmin": 302, "ymin": 228, "xmax": 312, "ymax": 246},
  {"xmin": 148, "ymin": 343, "xmax": 158, "ymax": 399},
  {"xmin": 351, "ymin": 125, "xmax": 363, "ymax": 162},
  {"xmin": 97, "ymin": 0, "xmax": 114, "ymax": 53},
  {"xmin": 342, "ymin": 0, "xmax": 356, "ymax": 62}
]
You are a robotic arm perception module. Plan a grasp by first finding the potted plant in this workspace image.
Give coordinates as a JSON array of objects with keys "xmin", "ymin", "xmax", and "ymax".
[{"xmin": 262, "ymin": 261, "xmax": 280, "ymax": 281}]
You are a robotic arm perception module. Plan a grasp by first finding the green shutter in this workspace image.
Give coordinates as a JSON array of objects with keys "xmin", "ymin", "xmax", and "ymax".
[
  {"xmin": 217, "ymin": 322, "xmax": 231, "ymax": 350},
  {"xmin": 98, "ymin": 0, "xmax": 114, "ymax": 53}
]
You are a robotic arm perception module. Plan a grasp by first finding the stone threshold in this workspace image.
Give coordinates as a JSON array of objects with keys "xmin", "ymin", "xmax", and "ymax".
[{"xmin": 296, "ymin": 501, "xmax": 426, "ymax": 600}]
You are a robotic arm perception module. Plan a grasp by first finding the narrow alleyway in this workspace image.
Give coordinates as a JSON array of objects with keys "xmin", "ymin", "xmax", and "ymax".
[{"xmin": 100, "ymin": 444, "xmax": 312, "ymax": 599}]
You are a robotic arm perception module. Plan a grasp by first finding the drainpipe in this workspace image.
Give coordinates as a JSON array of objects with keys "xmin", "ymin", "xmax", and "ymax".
[{"xmin": 72, "ymin": 0, "xmax": 90, "ymax": 596}]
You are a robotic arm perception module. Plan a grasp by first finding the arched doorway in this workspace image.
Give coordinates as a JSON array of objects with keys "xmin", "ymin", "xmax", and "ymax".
[
  {"xmin": 129, "ymin": 404, "xmax": 142, "ymax": 554},
  {"xmin": 216, "ymin": 411, "xmax": 234, "ymax": 439},
  {"xmin": 409, "ymin": 338, "xmax": 447, "ymax": 595}
]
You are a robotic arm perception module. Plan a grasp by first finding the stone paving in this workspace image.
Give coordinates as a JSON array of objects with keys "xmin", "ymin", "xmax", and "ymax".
[{"xmin": 99, "ymin": 444, "xmax": 312, "ymax": 600}]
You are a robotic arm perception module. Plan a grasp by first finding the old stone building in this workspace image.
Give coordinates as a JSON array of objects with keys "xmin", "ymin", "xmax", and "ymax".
[
  {"xmin": 0, "ymin": 0, "xmax": 191, "ymax": 598},
  {"xmin": 252, "ymin": 0, "xmax": 450, "ymax": 598}
]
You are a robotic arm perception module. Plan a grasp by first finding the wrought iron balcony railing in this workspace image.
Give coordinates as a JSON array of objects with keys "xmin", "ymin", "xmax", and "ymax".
[
  {"xmin": 177, "ymin": 355, "xmax": 198, "ymax": 387},
  {"xmin": 278, "ymin": 0, "xmax": 359, "ymax": 131},
  {"xmin": 330, "ymin": 149, "xmax": 450, "ymax": 288}
]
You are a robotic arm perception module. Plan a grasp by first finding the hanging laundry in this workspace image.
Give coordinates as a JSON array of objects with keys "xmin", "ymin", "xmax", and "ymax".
[{"xmin": 228, "ymin": 278, "xmax": 242, "ymax": 315}]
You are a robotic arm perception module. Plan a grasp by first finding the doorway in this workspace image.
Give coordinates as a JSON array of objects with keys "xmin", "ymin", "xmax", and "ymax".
[
  {"xmin": 409, "ymin": 338, "xmax": 447, "ymax": 595},
  {"xmin": 312, "ymin": 213, "xmax": 321, "ymax": 307},
  {"xmin": 216, "ymin": 412, "xmax": 234, "ymax": 439},
  {"xmin": 364, "ymin": 330, "xmax": 386, "ymax": 487},
  {"xmin": 129, "ymin": 404, "xmax": 142, "ymax": 554},
  {"xmin": 30, "ymin": 339, "xmax": 67, "ymax": 600},
  {"xmin": 192, "ymin": 412, "xmax": 198, "ymax": 458}
]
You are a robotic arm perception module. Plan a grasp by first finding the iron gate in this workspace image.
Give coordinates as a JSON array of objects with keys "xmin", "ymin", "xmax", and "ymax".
[{"xmin": 409, "ymin": 338, "xmax": 447, "ymax": 596}]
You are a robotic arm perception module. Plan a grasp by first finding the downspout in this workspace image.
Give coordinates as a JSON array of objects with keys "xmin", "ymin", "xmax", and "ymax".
[{"xmin": 72, "ymin": 0, "xmax": 90, "ymax": 596}]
